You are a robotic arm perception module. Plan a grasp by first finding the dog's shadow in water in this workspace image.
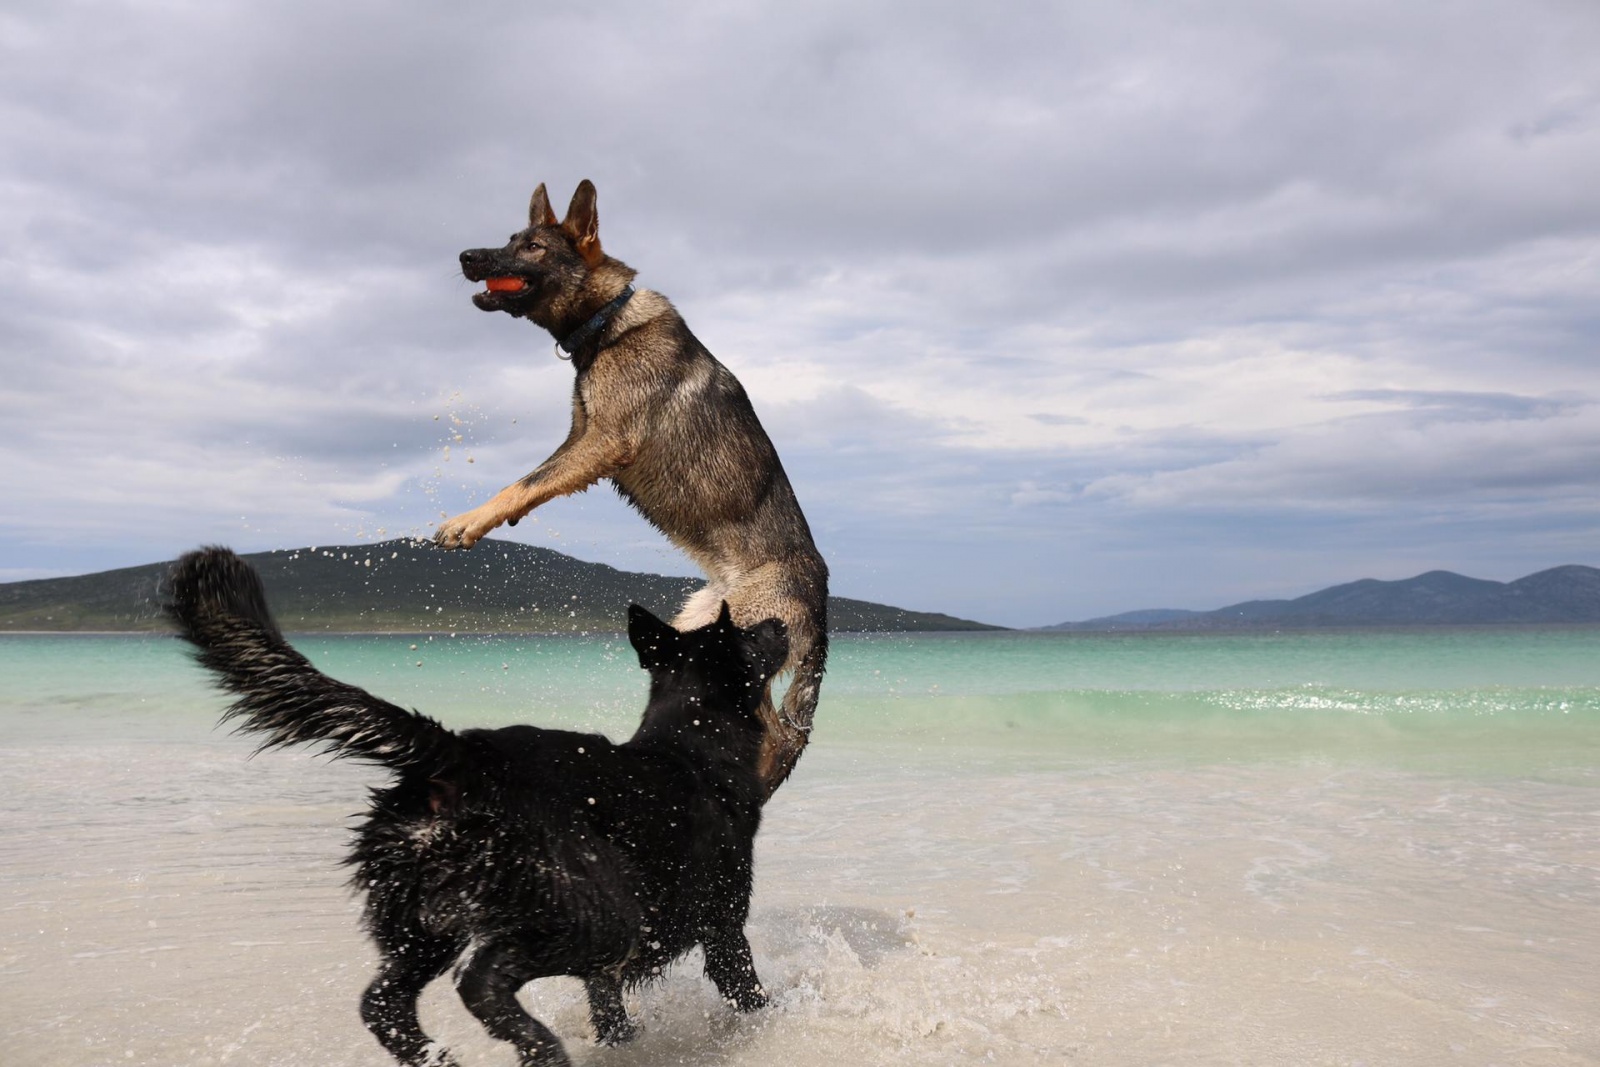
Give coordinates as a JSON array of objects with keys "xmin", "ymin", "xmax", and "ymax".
[{"xmin": 752, "ymin": 904, "xmax": 916, "ymax": 968}]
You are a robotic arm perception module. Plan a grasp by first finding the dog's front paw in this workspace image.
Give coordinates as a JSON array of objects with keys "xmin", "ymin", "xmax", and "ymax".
[
  {"xmin": 434, "ymin": 510, "xmax": 494, "ymax": 549},
  {"xmin": 726, "ymin": 985, "xmax": 768, "ymax": 1013},
  {"xmin": 420, "ymin": 1043, "xmax": 463, "ymax": 1067}
]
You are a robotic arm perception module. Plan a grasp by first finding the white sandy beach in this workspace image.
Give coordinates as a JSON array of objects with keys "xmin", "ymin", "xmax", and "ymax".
[{"xmin": 5, "ymin": 736, "xmax": 1597, "ymax": 1066}]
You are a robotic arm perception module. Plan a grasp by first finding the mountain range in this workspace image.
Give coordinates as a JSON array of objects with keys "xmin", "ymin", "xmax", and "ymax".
[
  {"xmin": 0, "ymin": 538, "xmax": 1001, "ymax": 634},
  {"xmin": 1044, "ymin": 565, "xmax": 1600, "ymax": 631},
  {"xmin": 8, "ymin": 546, "xmax": 1597, "ymax": 635}
]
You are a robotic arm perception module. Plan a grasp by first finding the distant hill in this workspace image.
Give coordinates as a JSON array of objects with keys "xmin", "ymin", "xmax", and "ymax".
[
  {"xmin": 1060, "ymin": 608, "xmax": 1204, "ymax": 629},
  {"xmin": 0, "ymin": 538, "xmax": 1003, "ymax": 634},
  {"xmin": 1044, "ymin": 565, "xmax": 1600, "ymax": 631}
]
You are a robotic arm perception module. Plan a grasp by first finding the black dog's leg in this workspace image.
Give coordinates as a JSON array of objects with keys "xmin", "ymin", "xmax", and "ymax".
[
  {"xmin": 584, "ymin": 973, "xmax": 636, "ymax": 1045},
  {"xmin": 361, "ymin": 937, "xmax": 462, "ymax": 1066},
  {"xmin": 703, "ymin": 929, "xmax": 768, "ymax": 1011},
  {"xmin": 456, "ymin": 940, "xmax": 571, "ymax": 1067}
]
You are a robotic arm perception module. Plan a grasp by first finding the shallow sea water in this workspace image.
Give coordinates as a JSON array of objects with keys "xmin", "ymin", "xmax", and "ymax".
[{"xmin": 3, "ymin": 630, "xmax": 1599, "ymax": 1066}]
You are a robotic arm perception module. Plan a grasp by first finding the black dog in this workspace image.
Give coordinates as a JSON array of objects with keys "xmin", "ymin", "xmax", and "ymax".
[{"xmin": 166, "ymin": 547, "xmax": 787, "ymax": 1067}]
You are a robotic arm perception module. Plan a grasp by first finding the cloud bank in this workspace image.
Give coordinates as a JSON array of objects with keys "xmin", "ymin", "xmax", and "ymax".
[{"xmin": 2, "ymin": 1, "xmax": 1597, "ymax": 624}]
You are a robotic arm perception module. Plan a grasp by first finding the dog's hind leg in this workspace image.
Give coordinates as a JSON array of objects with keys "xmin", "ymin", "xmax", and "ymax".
[
  {"xmin": 361, "ymin": 937, "xmax": 463, "ymax": 1066},
  {"xmin": 583, "ymin": 973, "xmax": 636, "ymax": 1045},
  {"xmin": 703, "ymin": 928, "xmax": 768, "ymax": 1012},
  {"xmin": 758, "ymin": 631, "xmax": 828, "ymax": 797},
  {"xmin": 456, "ymin": 939, "xmax": 572, "ymax": 1067}
]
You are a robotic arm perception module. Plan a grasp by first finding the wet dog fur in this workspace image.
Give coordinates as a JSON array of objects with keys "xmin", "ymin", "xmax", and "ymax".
[
  {"xmin": 166, "ymin": 546, "xmax": 788, "ymax": 1067},
  {"xmin": 438, "ymin": 181, "xmax": 827, "ymax": 796}
]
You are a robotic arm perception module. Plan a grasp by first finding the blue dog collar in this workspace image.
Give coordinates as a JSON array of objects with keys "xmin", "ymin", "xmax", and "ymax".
[{"xmin": 556, "ymin": 286, "xmax": 636, "ymax": 359}]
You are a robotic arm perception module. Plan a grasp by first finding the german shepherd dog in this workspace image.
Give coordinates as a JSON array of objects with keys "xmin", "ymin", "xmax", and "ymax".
[
  {"xmin": 167, "ymin": 547, "xmax": 788, "ymax": 1067},
  {"xmin": 437, "ymin": 181, "xmax": 827, "ymax": 797}
]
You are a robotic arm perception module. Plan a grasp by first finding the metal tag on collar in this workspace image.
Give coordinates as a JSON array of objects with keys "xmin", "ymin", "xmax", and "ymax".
[{"xmin": 556, "ymin": 285, "xmax": 635, "ymax": 360}]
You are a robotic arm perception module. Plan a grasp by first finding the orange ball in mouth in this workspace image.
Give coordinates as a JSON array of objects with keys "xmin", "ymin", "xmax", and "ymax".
[{"xmin": 485, "ymin": 277, "xmax": 526, "ymax": 293}]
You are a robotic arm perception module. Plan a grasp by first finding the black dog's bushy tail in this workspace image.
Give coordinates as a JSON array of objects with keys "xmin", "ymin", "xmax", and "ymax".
[{"xmin": 166, "ymin": 546, "xmax": 459, "ymax": 773}]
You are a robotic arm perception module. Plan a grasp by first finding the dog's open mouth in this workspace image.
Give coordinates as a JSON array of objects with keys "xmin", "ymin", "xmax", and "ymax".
[{"xmin": 468, "ymin": 270, "xmax": 533, "ymax": 313}]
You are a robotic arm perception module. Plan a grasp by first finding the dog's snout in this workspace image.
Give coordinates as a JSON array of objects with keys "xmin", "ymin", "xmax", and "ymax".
[{"xmin": 460, "ymin": 248, "xmax": 499, "ymax": 283}]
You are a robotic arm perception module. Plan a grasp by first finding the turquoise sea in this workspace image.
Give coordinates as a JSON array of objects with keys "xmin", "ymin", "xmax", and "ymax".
[{"xmin": 3, "ymin": 628, "xmax": 1599, "ymax": 1064}]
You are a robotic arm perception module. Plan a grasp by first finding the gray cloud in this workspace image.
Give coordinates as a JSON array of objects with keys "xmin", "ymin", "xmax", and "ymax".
[
  {"xmin": 1324, "ymin": 389, "xmax": 1586, "ymax": 421},
  {"xmin": 2, "ymin": 1, "xmax": 1598, "ymax": 624}
]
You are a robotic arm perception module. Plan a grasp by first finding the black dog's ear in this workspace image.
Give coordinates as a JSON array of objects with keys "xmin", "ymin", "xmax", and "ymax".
[
  {"xmin": 743, "ymin": 617, "xmax": 790, "ymax": 679},
  {"xmin": 627, "ymin": 603, "xmax": 680, "ymax": 669},
  {"xmin": 529, "ymin": 183, "xmax": 557, "ymax": 227},
  {"xmin": 563, "ymin": 179, "xmax": 603, "ymax": 266},
  {"xmin": 716, "ymin": 600, "xmax": 733, "ymax": 628}
]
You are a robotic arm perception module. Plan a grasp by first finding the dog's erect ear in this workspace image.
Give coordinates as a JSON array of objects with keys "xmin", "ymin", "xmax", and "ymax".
[
  {"xmin": 627, "ymin": 603, "xmax": 680, "ymax": 669},
  {"xmin": 716, "ymin": 600, "xmax": 733, "ymax": 628},
  {"xmin": 743, "ymin": 617, "xmax": 790, "ymax": 680},
  {"xmin": 562, "ymin": 179, "xmax": 603, "ymax": 267},
  {"xmin": 529, "ymin": 183, "xmax": 558, "ymax": 228}
]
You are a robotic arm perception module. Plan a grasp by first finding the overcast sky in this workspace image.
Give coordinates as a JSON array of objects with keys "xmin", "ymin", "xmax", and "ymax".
[{"xmin": 2, "ymin": 1, "xmax": 1597, "ymax": 626}]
